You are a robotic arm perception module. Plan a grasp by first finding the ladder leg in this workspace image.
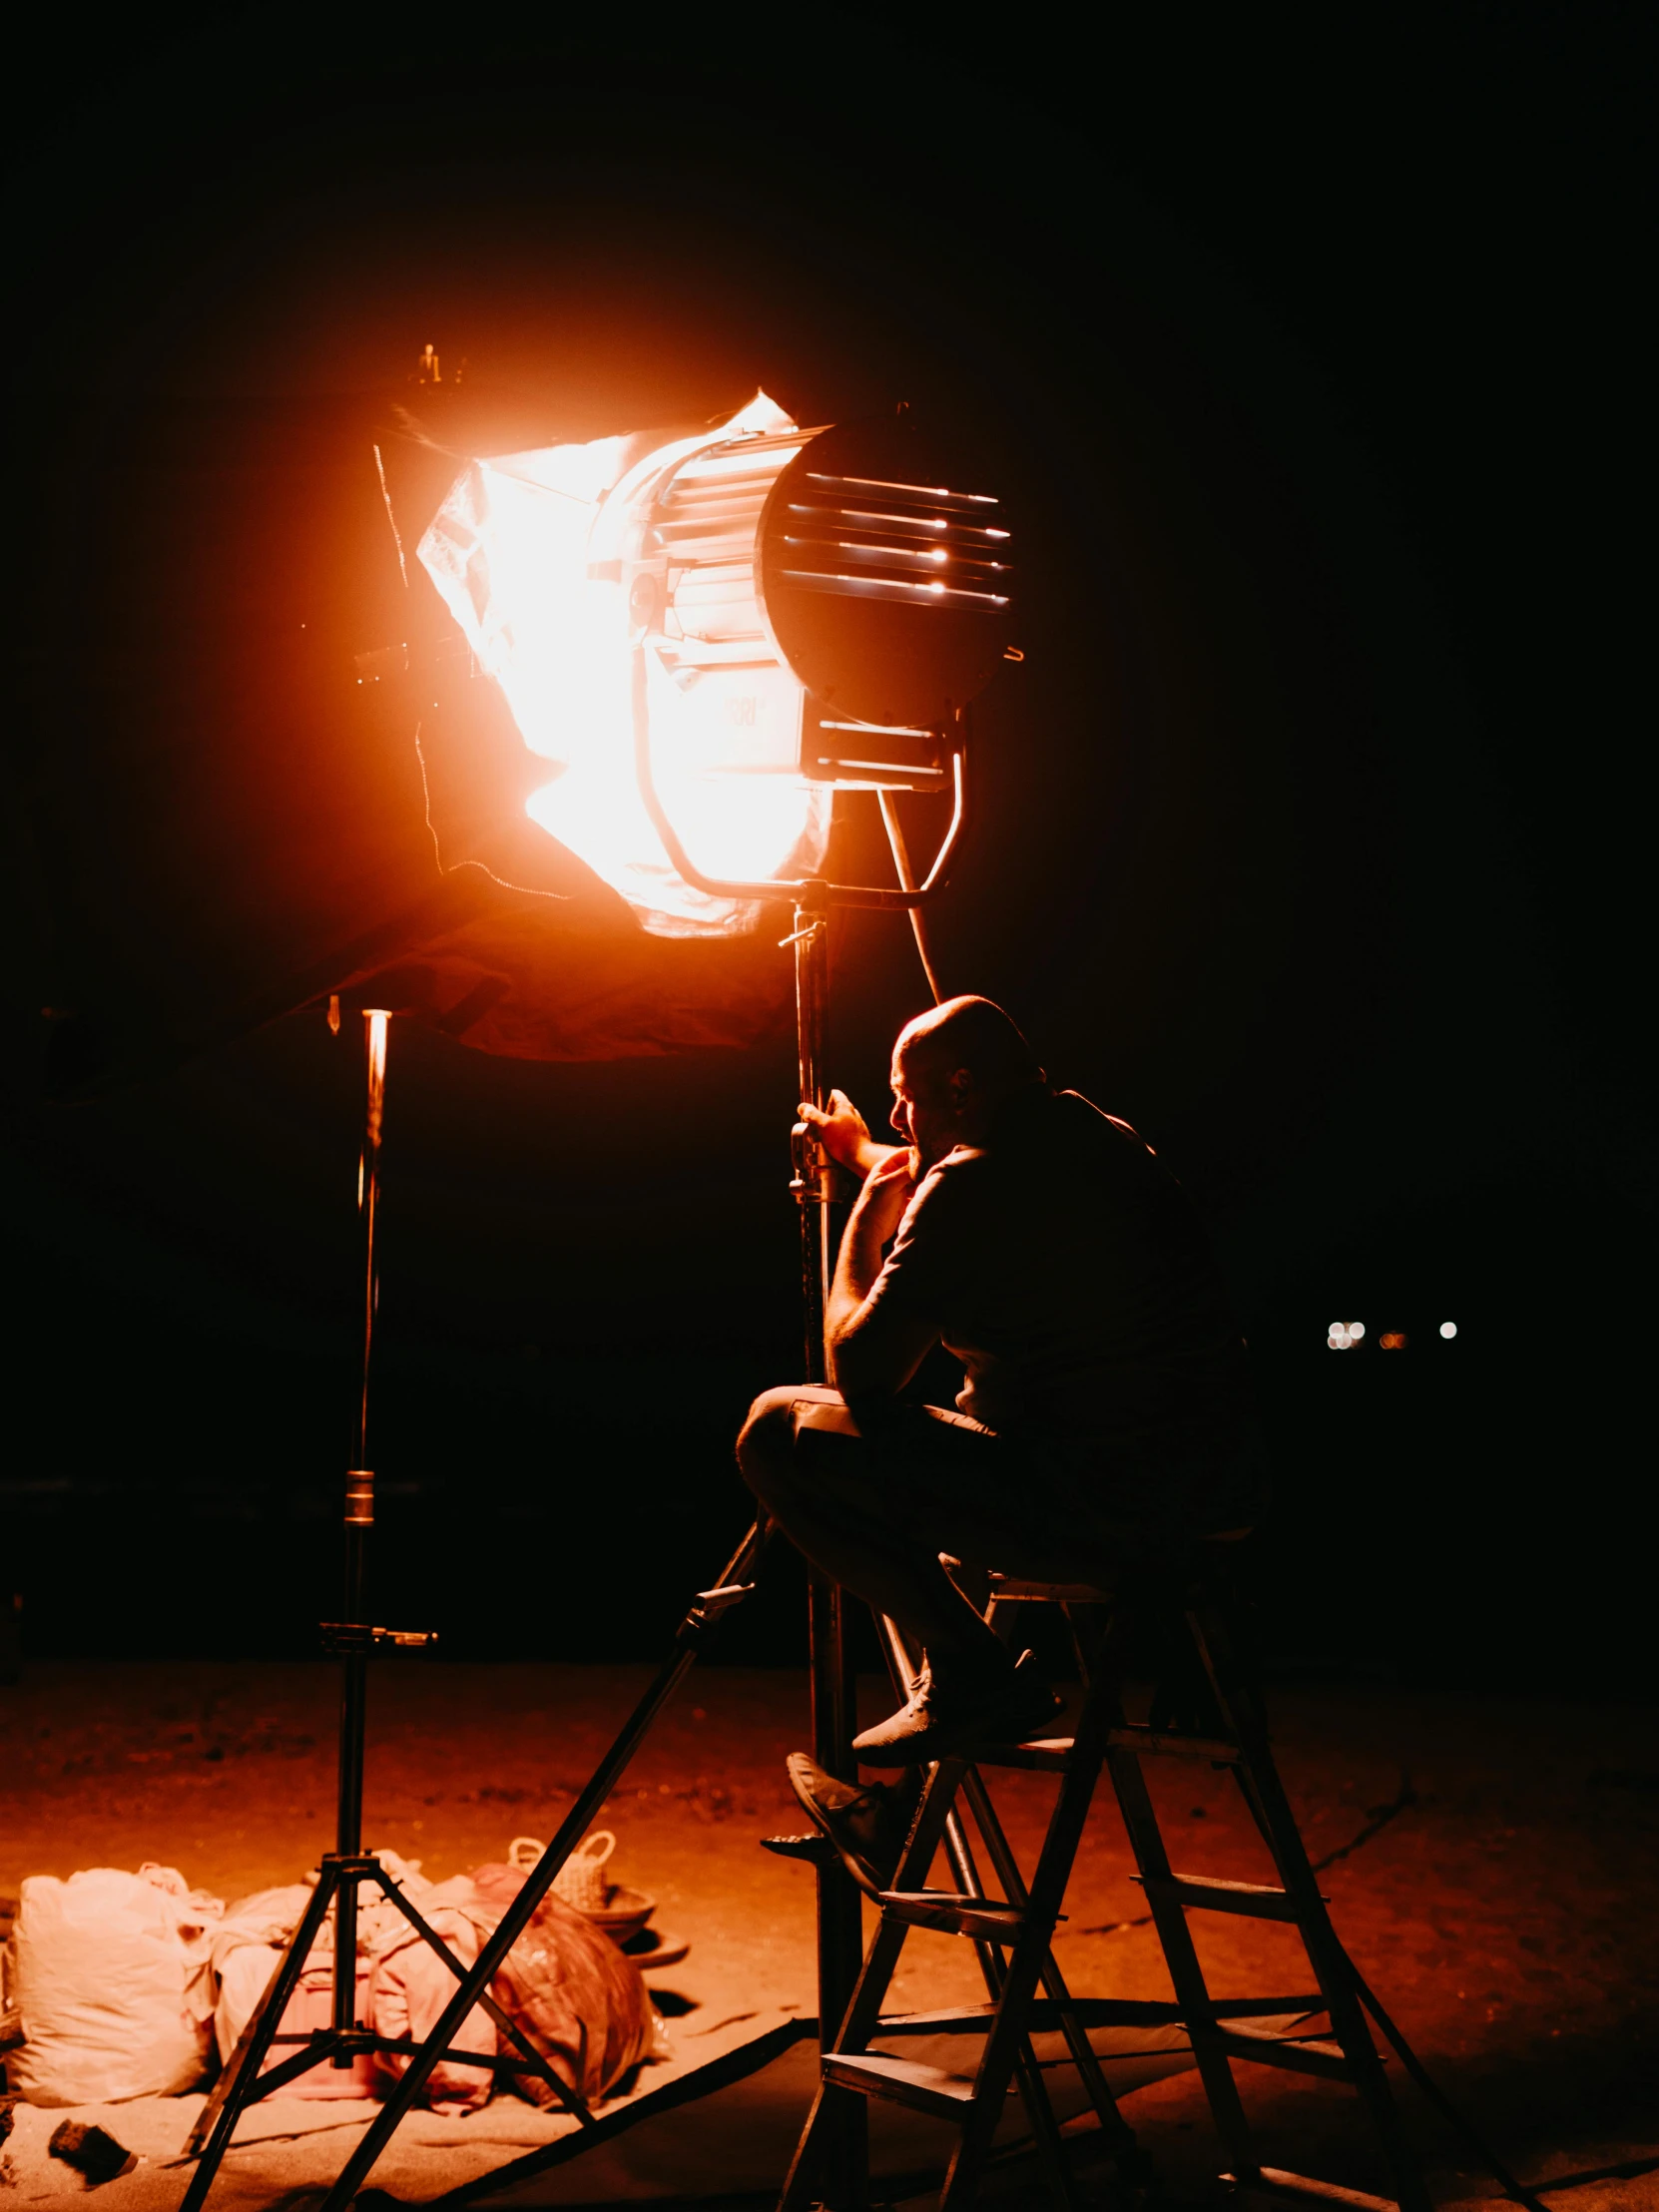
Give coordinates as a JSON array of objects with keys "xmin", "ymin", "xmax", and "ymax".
[
  {"xmin": 943, "ymin": 1806, "xmax": 1082, "ymax": 2212},
  {"xmin": 782, "ymin": 1761, "xmax": 964, "ymax": 2211},
  {"xmin": 781, "ymin": 2083, "xmax": 867, "ymax": 2212},
  {"xmin": 961, "ymin": 1598, "xmax": 1148, "ymax": 2177},
  {"xmin": 959, "ymin": 1763, "xmax": 1143, "ymax": 2160},
  {"xmin": 1104, "ymin": 1737, "xmax": 1262, "ymax": 2179},
  {"xmin": 936, "ymin": 1674, "xmax": 1118, "ymax": 2212},
  {"xmin": 1189, "ymin": 1602, "xmax": 1432, "ymax": 2212},
  {"xmin": 879, "ymin": 1613, "xmax": 1085, "ymax": 2199},
  {"xmin": 781, "ymin": 1914, "xmax": 913, "ymax": 2212},
  {"xmin": 837, "ymin": 1757, "xmax": 962, "ymax": 2043},
  {"xmin": 897, "ymin": 1606, "xmax": 1130, "ymax": 2156},
  {"xmin": 1090, "ymin": 1601, "xmax": 1264, "ymax": 2191}
]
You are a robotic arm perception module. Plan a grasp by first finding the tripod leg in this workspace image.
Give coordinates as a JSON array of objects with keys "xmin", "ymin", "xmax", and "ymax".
[
  {"xmin": 364, "ymin": 1862, "xmax": 591, "ymax": 2123},
  {"xmin": 180, "ymin": 1867, "xmax": 339, "ymax": 2206},
  {"xmin": 315, "ymin": 1523, "xmax": 767, "ymax": 2212}
]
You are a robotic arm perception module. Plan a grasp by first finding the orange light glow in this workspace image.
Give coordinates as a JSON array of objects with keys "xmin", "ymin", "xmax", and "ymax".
[{"xmin": 417, "ymin": 393, "xmax": 830, "ymax": 936}]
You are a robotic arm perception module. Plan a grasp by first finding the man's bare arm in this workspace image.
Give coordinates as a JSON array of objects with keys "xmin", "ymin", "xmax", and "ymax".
[{"xmin": 826, "ymin": 1152, "xmax": 938, "ymax": 1400}]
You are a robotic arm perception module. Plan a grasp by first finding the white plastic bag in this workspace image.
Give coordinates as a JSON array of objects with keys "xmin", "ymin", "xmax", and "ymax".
[{"xmin": 10, "ymin": 1865, "xmax": 222, "ymax": 2106}]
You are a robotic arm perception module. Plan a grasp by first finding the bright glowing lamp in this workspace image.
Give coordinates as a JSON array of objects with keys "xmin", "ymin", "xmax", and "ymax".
[{"xmin": 417, "ymin": 393, "xmax": 1011, "ymax": 933}]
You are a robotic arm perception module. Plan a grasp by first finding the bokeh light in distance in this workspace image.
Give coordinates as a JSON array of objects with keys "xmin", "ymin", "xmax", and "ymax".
[{"xmin": 1440, "ymin": 1322, "xmax": 1458, "ymax": 1339}]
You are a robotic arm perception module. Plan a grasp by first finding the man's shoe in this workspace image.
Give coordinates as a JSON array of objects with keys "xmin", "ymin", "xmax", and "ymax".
[
  {"xmin": 758, "ymin": 1831, "xmax": 835, "ymax": 1867},
  {"xmin": 850, "ymin": 1650, "xmax": 1061, "ymax": 1768},
  {"xmin": 785, "ymin": 1754, "xmax": 916, "ymax": 1893}
]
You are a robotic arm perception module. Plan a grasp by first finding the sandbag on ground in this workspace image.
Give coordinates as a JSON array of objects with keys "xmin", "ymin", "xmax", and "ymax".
[
  {"xmin": 9, "ymin": 1866, "xmax": 221, "ymax": 2106},
  {"xmin": 445, "ymin": 1865, "xmax": 659, "ymax": 2108}
]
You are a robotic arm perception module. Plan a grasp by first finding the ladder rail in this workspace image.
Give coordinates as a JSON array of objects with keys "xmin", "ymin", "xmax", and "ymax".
[
  {"xmin": 876, "ymin": 1616, "xmax": 1082, "ymax": 2210},
  {"xmin": 936, "ymin": 1631, "xmax": 1120, "ymax": 2205},
  {"xmin": 780, "ymin": 1761, "xmax": 966, "ymax": 2212},
  {"xmin": 1185, "ymin": 1598, "xmax": 1434, "ymax": 2212},
  {"xmin": 779, "ymin": 1567, "xmax": 1443, "ymax": 2212},
  {"xmin": 957, "ymin": 1763, "xmax": 1141, "ymax": 2154},
  {"xmin": 883, "ymin": 1613, "xmax": 1137, "ymax": 2158},
  {"xmin": 1101, "ymin": 1731, "xmax": 1264, "ymax": 2179}
]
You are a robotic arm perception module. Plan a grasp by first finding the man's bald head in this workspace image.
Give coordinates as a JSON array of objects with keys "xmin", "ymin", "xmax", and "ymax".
[
  {"xmin": 888, "ymin": 997, "xmax": 1046, "ymax": 1166},
  {"xmin": 897, "ymin": 996, "xmax": 1042, "ymax": 1092}
]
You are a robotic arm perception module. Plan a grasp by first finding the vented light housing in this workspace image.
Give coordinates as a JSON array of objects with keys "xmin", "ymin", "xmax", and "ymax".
[
  {"xmin": 758, "ymin": 417, "xmax": 1013, "ymax": 772},
  {"xmin": 419, "ymin": 394, "xmax": 1011, "ymax": 933},
  {"xmin": 610, "ymin": 413, "xmax": 1013, "ymax": 796}
]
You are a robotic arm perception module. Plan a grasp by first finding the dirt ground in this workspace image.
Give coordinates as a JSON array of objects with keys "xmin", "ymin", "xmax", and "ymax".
[{"xmin": 2, "ymin": 1659, "xmax": 1655, "ymax": 2208}]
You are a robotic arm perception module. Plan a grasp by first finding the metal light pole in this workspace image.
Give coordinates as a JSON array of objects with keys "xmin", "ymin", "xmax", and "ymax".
[
  {"xmin": 333, "ymin": 1006, "xmax": 388, "ymax": 2033},
  {"xmin": 789, "ymin": 894, "xmax": 868, "ymax": 2205}
]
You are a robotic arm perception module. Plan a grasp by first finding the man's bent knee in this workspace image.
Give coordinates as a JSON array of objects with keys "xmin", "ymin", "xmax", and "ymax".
[
  {"xmin": 736, "ymin": 1387, "xmax": 805, "ymax": 1505},
  {"xmin": 736, "ymin": 1385, "xmax": 855, "ymax": 1507}
]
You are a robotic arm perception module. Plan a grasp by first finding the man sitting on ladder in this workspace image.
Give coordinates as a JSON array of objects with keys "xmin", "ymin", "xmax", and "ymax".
[{"xmin": 737, "ymin": 995, "xmax": 1267, "ymax": 1869}]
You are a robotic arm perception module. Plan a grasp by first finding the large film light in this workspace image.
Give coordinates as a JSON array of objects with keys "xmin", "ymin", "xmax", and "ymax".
[
  {"xmin": 212, "ymin": 399, "xmax": 1016, "ymax": 2212},
  {"xmin": 417, "ymin": 393, "xmax": 1011, "ymax": 935}
]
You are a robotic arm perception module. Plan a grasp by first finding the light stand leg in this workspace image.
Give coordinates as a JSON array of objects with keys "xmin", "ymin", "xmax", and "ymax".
[
  {"xmin": 313, "ymin": 1522, "xmax": 768, "ymax": 2212},
  {"xmin": 180, "ymin": 1844, "xmax": 343, "ymax": 2200},
  {"xmin": 791, "ymin": 896, "xmax": 868, "ymax": 2209}
]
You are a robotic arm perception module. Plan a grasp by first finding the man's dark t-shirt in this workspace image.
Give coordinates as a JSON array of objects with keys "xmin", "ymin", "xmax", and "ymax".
[{"xmin": 861, "ymin": 1085, "xmax": 1265, "ymax": 1532}]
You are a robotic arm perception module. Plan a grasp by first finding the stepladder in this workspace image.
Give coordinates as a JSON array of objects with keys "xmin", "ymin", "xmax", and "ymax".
[{"xmin": 779, "ymin": 1552, "xmax": 1433, "ymax": 2212}]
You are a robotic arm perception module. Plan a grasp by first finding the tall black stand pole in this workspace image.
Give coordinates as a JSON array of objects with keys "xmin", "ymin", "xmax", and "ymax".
[
  {"xmin": 181, "ymin": 1014, "xmax": 579, "ymax": 2211},
  {"xmin": 791, "ymin": 894, "xmax": 868, "ymax": 2208},
  {"xmin": 333, "ymin": 1007, "xmax": 387, "ymax": 2043}
]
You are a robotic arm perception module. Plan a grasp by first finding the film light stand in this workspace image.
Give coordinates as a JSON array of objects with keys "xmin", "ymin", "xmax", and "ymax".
[
  {"xmin": 180, "ymin": 1011, "xmax": 586, "ymax": 2212},
  {"xmin": 287, "ymin": 713, "xmax": 969, "ymax": 2212},
  {"xmin": 643, "ymin": 715, "xmax": 968, "ymax": 2209}
]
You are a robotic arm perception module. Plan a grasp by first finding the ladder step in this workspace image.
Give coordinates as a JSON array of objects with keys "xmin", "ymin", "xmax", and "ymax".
[
  {"xmin": 822, "ymin": 2050, "xmax": 976, "ymax": 2119},
  {"xmin": 1209, "ymin": 2022, "xmax": 1354, "ymax": 2080},
  {"xmin": 972, "ymin": 1735, "xmax": 1074, "ymax": 1772},
  {"xmin": 1224, "ymin": 2166, "xmax": 1398, "ymax": 2211},
  {"xmin": 974, "ymin": 1726, "xmax": 1245, "ymax": 1772},
  {"xmin": 1140, "ymin": 1874, "xmax": 1314, "ymax": 1922},
  {"xmin": 1108, "ymin": 1725, "xmax": 1242, "ymax": 1763},
  {"xmin": 985, "ymin": 1578, "xmax": 1109, "ymax": 1602},
  {"xmin": 877, "ymin": 1890, "xmax": 1029, "ymax": 1940}
]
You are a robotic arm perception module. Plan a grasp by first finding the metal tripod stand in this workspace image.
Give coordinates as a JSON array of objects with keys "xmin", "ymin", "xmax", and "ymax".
[{"xmin": 181, "ymin": 1011, "xmax": 583, "ymax": 2209}]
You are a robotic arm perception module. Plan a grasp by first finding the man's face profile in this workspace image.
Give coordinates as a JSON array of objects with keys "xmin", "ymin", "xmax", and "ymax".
[
  {"xmin": 889, "ymin": 1039, "xmax": 966, "ymax": 1172},
  {"xmin": 886, "ymin": 998, "xmax": 1042, "ymax": 1173}
]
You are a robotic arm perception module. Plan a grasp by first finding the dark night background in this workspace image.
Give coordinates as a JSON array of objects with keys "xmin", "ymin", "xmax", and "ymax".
[{"xmin": 4, "ymin": 8, "xmax": 1649, "ymax": 1691}]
